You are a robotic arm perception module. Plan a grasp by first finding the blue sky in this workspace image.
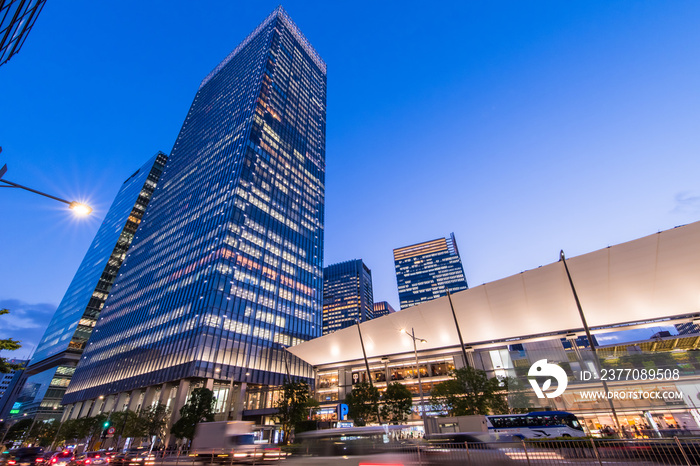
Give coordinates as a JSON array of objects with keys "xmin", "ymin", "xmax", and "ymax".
[{"xmin": 2, "ymin": 1, "xmax": 700, "ymax": 358}]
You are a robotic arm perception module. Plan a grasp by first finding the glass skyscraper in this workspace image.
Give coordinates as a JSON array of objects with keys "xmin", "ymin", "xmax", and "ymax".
[
  {"xmin": 322, "ymin": 260, "xmax": 374, "ymax": 335},
  {"xmin": 62, "ymin": 7, "xmax": 326, "ymax": 424},
  {"xmin": 9, "ymin": 152, "xmax": 166, "ymax": 422},
  {"xmin": 394, "ymin": 233, "xmax": 469, "ymax": 309}
]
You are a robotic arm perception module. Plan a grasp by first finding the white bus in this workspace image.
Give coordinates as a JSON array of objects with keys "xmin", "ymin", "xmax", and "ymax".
[{"xmin": 486, "ymin": 411, "xmax": 586, "ymax": 438}]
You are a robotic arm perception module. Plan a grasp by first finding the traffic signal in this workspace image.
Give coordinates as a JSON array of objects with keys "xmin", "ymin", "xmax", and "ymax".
[{"xmin": 103, "ymin": 420, "xmax": 110, "ymax": 428}]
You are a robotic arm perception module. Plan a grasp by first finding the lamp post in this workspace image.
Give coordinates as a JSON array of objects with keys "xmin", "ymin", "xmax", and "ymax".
[
  {"xmin": 560, "ymin": 250, "xmax": 623, "ymax": 436},
  {"xmin": 403, "ymin": 328, "xmax": 427, "ymax": 425},
  {"xmin": 0, "ymin": 161, "xmax": 92, "ymax": 215}
]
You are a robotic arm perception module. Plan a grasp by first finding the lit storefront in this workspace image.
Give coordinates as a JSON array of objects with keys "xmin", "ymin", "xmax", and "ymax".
[{"xmin": 289, "ymin": 221, "xmax": 700, "ymax": 435}]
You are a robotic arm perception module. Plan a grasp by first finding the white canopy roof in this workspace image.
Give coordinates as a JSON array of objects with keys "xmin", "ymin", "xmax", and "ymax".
[{"xmin": 289, "ymin": 222, "xmax": 700, "ymax": 367}]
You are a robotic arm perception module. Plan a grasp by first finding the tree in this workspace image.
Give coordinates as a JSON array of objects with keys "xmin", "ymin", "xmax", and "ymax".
[
  {"xmin": 26, "ymin": 419, "xmax": 59, "ymax": 447},
  {"xmin": 345, "ymin": 382, "xmax": 380, "ymax": 427},
  {"xmin": 171, "ymin": 388, "xmax": 215, "ymax": 443},
  {"xmin": 3, "ymin": 418, "xmax": 32, "ymax": 443},
  {"xmin": 430, "ymin": 367, "xmax": 508, "ymax": 416},
  {"xmin": 505, "ymin": 377, "xmax": 534, "ymax": 414},
  {"xmin": 140, "ymin": 403, "xmax": 171, "ymax": 448},
  {"xmin": 274, "ymin": 380, "xmax": 313, "ymax": 444},
  {"xmin": 1, "ymin": 309, "xmax": 23, "ymax": 373},
  {"xmin": 380, "ymin": 382, "xmax": 413, "ymax": 424},
  {"xmin": 110, "ymin": 410, "xmax": 147, "ymax": 449}
]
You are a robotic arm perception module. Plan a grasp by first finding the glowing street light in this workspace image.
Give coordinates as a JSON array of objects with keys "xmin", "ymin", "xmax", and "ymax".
[{"xmin": 0, "ymin": 163, "xmax": 92, "ymax": 216}]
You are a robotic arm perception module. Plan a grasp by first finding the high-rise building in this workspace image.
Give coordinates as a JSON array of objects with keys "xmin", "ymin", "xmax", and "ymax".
[
  {"xmin": 373, "ymin": 301, "xmax": 396, "ymax": 318},
  {"xmin": 0, "ymin": 0, "xmax": 46, "ymax": 66},
  {"xmin": 62, "ymin": 7, "xmax": 326, "ymax": 426},
  {"xmin": 0, "ymin": 359, "xmax": 28, "ymax": 419},
  {"xmin": 323, "ymin": 260, "xmax": 374, "ymax": 335},
  {"xmin": 6, "ymin": 153, "xmax": 167, "ymax": 422},
  {"xmin": 394, "ymin": 233, "xmax": 468, "ymax": 309}
]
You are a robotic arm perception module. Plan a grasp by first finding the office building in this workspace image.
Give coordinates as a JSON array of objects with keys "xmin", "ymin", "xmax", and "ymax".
[
  {"xmin": 4, "ymin": 153, "xmax": 167, "ymax": 422},
  {"xmin": 62, "ymin": 7, "xmax": 326, "ymax": 427},
  {"xmin": 372, "ymin": 301, "xmax": 396, "ymax": 318},
  {"xmin": 291, "ymin": 221, "xmax": 700, "ymax": 433},
  {"xmin": 0, "ymin": 0, "xmax": 46, "ymax": 66},
  {"xmin": 323, "ymin": 260, "xmax": 374, "ymax": 335},
  {"xmin": 394, "ymin": 233, "xmax": 468, "ymax": 309}
]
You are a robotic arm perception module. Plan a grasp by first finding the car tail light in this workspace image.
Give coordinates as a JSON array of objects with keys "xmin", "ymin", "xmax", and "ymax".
[
  {"xmin": 36, "ymin": 459, "xmax": 45, "ymax": 463},
  {"xmin": 9, "ymin": 461, "xmax": 16, "ymax": 465},
  {"xmin": 85, "ymin": 460, "xmax": 91, "ymax": 464},
  {"xmin": 51, "ymin": 459, "xmax": 57, "ymax": 464}
]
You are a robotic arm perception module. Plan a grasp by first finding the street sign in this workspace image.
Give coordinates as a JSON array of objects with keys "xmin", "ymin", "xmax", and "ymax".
[
  {"xmin": 0, "ymin": 164, "xmax": 6, "ymax": 179},
  {"xmin": 106, "ymin": 426, "xmax": 116, "ymax": 438}
]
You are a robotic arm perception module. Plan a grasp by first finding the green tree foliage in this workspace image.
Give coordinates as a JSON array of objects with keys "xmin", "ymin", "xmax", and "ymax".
[
  {"xmin": 505, "ymin": 377, "xmax": 534, "ymax": 414},
  {"xmin": 380, "ymin": 382, "xmax": 414, "ymax": 424},
  {"xmin": 4, "ymin": 418, "xmax": 32, "ymax": 443},
  {"xmin": 274, "ymin": 380, "xmax": 314, "ymax": 444},
  {"xmin": 0, "ymin": 309, "xmax": 23, "ymax": 373},
  {"xmin": 140, "ymin": 403, "xmax": 171, "ymax": 446},
  {"xmin": 110, "ymin": 410, "xmax": 147, "ymax": 448},
  {"xmin": 170, "ymin": 388, "xmax": 215, "ymax": 443},
  {"xmin": 430, "ymin": 367, "xmax": 509, "ymax": 416},
  {"xmin": 345, "ymin": 382, "xmax": 380, "ymax": 427},
  {"xmin": 26, "ymin": 419, "xmax": 59, "ymax": 447}
]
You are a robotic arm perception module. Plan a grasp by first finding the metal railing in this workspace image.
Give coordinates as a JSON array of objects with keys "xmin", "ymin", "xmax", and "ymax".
[{"xmin": 131, "ymin": 437, "xmax": 700, "ymax": 465}]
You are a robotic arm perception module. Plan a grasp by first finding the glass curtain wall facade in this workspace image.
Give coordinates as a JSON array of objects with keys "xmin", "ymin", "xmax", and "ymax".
[
  {"xmin": 323, "ymin": 260, "xmax": 374, "ymax": 335},
  {"xmin": 64, "ymin": 7, "xmax": 326, "ymax": 406},
  {"xmin": 394, "ymin": 233, "xmax": 468, "ymax": 309},
  {"xmin": 10, "ymin": 153, "xmax": 167, "ymax": 421}
]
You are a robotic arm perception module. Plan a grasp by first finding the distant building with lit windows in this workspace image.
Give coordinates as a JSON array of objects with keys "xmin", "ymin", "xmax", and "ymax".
[
  {"xmin": 394, "ymin": 233, "xmax": 468, "ymax": 309},
  {"xmin": 323, "ymin": 260, "xmax": 374, "ymax": 335},
  {"xmin": 373, "ymin": 301, "xmax": 396, "ymax": 318},
  {"xmin": 61, "ymin": 7, "xmax": 326, "ymax": 430},
  {"xmin": 4, "ymin": 153, "xmax": 167, "ymax": 423}
]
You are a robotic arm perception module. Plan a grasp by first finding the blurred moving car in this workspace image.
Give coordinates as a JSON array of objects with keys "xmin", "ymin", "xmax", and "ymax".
[
  {"xmin": 48, "ymin": 451, "xmax": 73, "ymax": 466},
  {"xmin": 0, "ymin": 450, "xmax": 18, "ymax": 466},
  {"xmin": 7, "ymin": 448, "xmax": 46, "ymax": 466},
  {"xmin": 285, "ymin": 426, "xmax": 419, "ymax": 466},
  {"xmin": 109, "ymin": 450, "xmax": 153, "ymax": 466},
  {"xmin": 67, "ymin": 452, "xmax": 108, "ymax": 466}
]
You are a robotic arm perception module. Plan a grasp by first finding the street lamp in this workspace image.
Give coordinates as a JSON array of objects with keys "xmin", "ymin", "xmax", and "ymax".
[
  {"xmin": 0, "ymin": 162, "xmax": 92, "ymax": 215},
  {"xmin": 402, "ymin": 328, "xmax": 428, "ymax": 425}
]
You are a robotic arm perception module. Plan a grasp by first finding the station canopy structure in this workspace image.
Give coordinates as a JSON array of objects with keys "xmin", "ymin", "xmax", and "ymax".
[{"xmin": 288, "ymin": 221, "xmax": 700, "ymax": 367}]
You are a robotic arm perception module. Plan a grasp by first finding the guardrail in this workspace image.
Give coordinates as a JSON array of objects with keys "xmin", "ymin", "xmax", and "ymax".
[{"xmin": 136, "ymin": 438, "xmax": 700, "ymax": 465}]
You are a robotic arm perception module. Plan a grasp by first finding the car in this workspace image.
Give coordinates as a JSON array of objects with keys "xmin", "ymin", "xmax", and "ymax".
[
  {"xmin": 48, "ymin": 451, "xmax": 73, "ymax": 466},
  {"xmin": 109, "ymin": 450, "xmax": 153, "ymax": 466},
  {"xmin": 8, "ymin": 447, "xmax": 46, "ymax": 466},
  {"xmin": 67, "ymin": 452, "xmax": 109, "ymax": 466},
  {"xmin": 1, "ymin": 450, "xmax": 18, "ymax": 466}
]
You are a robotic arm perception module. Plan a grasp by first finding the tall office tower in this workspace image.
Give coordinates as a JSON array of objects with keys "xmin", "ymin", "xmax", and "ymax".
[
  {"xmin": 0, "ymin": 359, "xmax": 28, "ymax": 419},
  {"xmin": 394, "ymin": 233, "xmax": 469, "ymax": 310},
  {"xmin": 62, "ymin": 7, "xmax": 326, "ymax": 424},
  {"xmin": 323, "ymin": 260, "xmax": 374, "ymax": 335},
  {"xmin": 372, "ymin": 301, "xmax": 396, "ymax": 318},
  {"xmin": 5, "ymin": 153, "xmax": 167, "ymax": 423},
  {"xmin": 0, "ymin": 0, "xmax": 46, "ymax": 66}
]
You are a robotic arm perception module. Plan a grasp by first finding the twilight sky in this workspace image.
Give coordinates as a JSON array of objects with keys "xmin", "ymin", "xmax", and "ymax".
[{"xmin": 1, "ymin": 1, "xmax": 700, "ymax": 359}]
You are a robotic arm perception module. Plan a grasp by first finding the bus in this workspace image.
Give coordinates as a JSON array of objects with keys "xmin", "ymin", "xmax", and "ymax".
[{"xmin": 486, "ymin": 411, "xmax": 586, "ymax": 438}]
